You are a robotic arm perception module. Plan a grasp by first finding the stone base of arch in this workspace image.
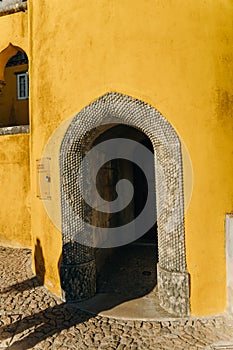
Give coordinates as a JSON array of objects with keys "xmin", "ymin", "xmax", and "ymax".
[
  {"xmin": 60, "ymin": 261, "xmax": 96, "ymax": 302},
  {"xmin": 60, "ymin": 262, "xmax": 190, "ymax": 316},
  {"xmin": 157, "ymin": 264, "xmax": 190, "ymax": 316}
]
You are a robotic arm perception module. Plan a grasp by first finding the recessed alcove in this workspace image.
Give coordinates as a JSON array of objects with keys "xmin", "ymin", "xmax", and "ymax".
[{"xmin": 91, "ymin": 125, "xmax": 158, "ymax": 300}]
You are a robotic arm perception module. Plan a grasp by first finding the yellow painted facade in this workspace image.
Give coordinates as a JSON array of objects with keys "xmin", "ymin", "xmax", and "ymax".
[
  {"xmin": 0, "ymin": 11, "xmax": 30, "ymax": 248},
  {"xmin": 0, "ymin": 133, "xmax": 31, "ymax": 248},
  {"xmin": 0, "ymin": 0, "xmax": 232, "ymax": 316}
]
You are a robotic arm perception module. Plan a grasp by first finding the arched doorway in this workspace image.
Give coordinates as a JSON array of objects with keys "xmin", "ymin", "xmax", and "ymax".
[
  {"xmin": 0, "ymin": 44, "xmax": 29, "ymax": 127},
  {"xmin": 93, "ymin": 124, "xmax": 158, "ymax": 300},
  {"xmin": 60, "ymin": 92, "xmax": 190, "ymax": 316},
  {"xmin": 0, "ymin": 44, "xmax": 30, "ymax": 248}
]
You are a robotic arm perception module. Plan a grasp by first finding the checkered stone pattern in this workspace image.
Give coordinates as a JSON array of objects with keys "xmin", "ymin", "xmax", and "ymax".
[{"xmin": 60, "ymin": 92, "xmax": 190, "ymax": 316}]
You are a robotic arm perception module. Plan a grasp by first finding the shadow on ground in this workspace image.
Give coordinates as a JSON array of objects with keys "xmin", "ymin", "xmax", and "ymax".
[{"xmin": 0, "ymin": 239, "xmax": 161, "ymax": 349}]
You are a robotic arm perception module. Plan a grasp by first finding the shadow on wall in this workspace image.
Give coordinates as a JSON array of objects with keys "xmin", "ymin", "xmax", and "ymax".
[{"xmin": 34, "ymin": 238, "xmax": 45, "ymax": 285}]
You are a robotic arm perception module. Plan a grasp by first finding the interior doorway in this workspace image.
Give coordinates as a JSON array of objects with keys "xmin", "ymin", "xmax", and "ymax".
[{"xmin": 92, "ymin": 125, "xmax": 158, "ymax": 300}]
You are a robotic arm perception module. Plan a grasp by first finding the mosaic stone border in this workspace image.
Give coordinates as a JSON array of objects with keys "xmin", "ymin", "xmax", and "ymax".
[
  {"xmin": 0, "ymin": 125, "xmax": 29, "ymax": 135},
  {"xmin": 59, "ymin": 92, "xmax": 190, "ymax": 316}
]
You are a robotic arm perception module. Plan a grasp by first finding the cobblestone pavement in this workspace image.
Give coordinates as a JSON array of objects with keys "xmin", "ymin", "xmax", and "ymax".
[{"xmin": 0, "ymin": 246, "xmax": 233, "ymax": 350}]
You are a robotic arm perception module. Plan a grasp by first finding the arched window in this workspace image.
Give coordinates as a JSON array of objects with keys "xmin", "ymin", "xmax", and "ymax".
[{"xmin": 0, "ymin": 48, "xmax": 29, "ymax": 127}]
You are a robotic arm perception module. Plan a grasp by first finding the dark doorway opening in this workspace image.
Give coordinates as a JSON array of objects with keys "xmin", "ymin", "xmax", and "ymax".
[{"xmin": 93, "ymin": 124, "xmax": 158, "ymax": 299}]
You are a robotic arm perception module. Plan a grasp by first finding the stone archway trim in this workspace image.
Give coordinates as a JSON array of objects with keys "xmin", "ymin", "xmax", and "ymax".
[{"xmin": 59, "ymin": 92, "xmax": 190, "ymax": 316}]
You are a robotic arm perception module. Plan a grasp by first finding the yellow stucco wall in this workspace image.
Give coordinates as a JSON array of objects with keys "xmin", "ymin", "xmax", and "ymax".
[
  {"xmin": 0, "ymin": 0, "xmax": 232, "ymax": 316},
  {"xmin": 0, "ymin": 11, "xmax": 28, "ymax": 63},
  {"xmin": 0, "ymin": 63, "xmax": 29, "ymax": 126},
  {"xmin": 0, "ymin": 133, "xmax": 31, "ymax": 248},
  {"xmin": 29, "ymin": 0, "xmax": 233, "ymax": 316},
  {"xmin": 0, "ymin": 11, "xmax": 31, "ymax": 247}
]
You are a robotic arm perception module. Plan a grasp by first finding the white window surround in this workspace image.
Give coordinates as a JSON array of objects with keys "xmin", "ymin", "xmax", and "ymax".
[{"xmin": 16, "ymin": 72, "xmax": 28, "ymax": 100}]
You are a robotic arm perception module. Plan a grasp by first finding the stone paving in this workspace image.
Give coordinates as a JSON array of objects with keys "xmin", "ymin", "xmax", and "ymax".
[{"xmin": 0, "ymin": 246, "xmax": 233, "ymax": 350}]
